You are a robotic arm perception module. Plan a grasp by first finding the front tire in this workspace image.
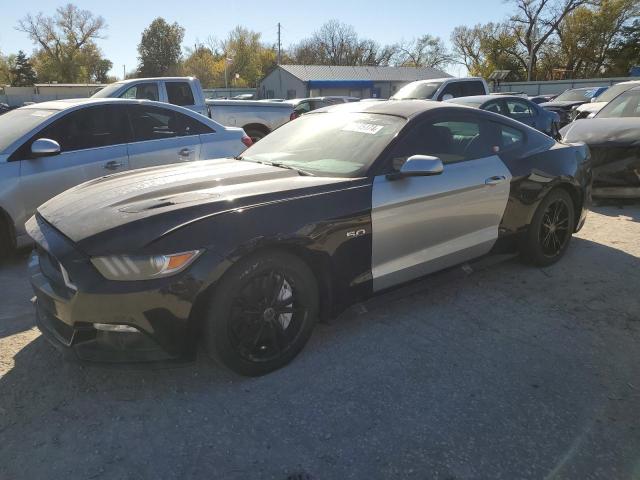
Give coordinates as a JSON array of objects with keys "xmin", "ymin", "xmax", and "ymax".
[
  {"xmin": 521, "ymin": 189, "xmax": 575, "ymax": 267},
  {"xmin": 204, "ymin": 251, "xmax": 319, "ymax": 376}
]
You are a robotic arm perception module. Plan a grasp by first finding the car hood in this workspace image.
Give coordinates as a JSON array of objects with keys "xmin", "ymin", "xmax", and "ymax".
[
  {"xmin": 37, "ymin": 158, "xmax": 355, "ymax": 255},
  {"xmin": 539, "ymin": 100, "xmax": 585, "ymax": 109},
  {"xmin": 575, "ymin": 102, "xmax": 605, "ymax": 113},
  {"xmin": 560, "ymin": 118, "xmax": 640, "ymax": 146}
]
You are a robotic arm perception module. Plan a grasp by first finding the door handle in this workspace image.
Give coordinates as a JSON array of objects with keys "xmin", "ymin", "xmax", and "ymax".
[
  {"xmin": 103, "ymin": 161, "xmax": 123, "ymax": 170},
  {"xmin": 485, "ymin": 175, "xmax": 507, "ymax": 186},
  {"xmin": 178, "ymin": 148, "xmax": 193, "ymax": 157}
]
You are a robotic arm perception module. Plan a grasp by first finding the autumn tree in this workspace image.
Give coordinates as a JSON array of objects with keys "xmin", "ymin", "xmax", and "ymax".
[
  {"xmin": 220, "ymin": 27, "xmax": 277, "ymax": 87},
  {"xmin": 17, "ymin": 4, "xmax": 110, "ymax": 83},
  {"xmin": 182, "ymin": 45, "xmax": 225, "ymax": 88},
  {"xmin": 137, "ymin": 18, "xmax": 185, "ymax": 77}
]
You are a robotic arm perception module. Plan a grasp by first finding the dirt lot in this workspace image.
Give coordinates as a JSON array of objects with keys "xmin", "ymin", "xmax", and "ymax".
[{"xmin": 1, "ymin": 204, "xmax": 639, "ymax": 480}]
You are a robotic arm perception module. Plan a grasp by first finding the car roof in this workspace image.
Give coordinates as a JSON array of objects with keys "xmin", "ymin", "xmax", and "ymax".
[
  {"xmin": 314, "ymin": 99, "xmax": 472, "ymax": 119},
  {"xmin": 110, "ymin": 77, "xmax": 196, "ymax": 85},
  {"xmin": 21, "ymin": 97, "xmax": 180, "ymax": 111},
  {"xmin": 447, "ymin": 94, "xmax": 530, "ymax": 105}
]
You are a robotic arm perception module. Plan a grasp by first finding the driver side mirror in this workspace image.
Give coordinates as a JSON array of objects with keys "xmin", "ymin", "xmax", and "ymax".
[
  {"xmin": 388, "ymin": 155, "xmax": 444, "ymax": 180},
  {"xmin": 31, "ymin": 138, "xmax": 61, "ymax": 158}
]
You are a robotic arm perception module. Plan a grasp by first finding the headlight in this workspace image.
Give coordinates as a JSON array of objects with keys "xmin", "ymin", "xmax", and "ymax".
[{"xmin": 91, "ymin": 250, "xmax": 202, "ymax": 281}]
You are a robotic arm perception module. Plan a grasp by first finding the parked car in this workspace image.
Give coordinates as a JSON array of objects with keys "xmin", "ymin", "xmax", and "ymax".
[
  {"xmin": 539, "ymin": 87, "xmax": 607, "ymax": 126},
  {"xmin": 232, "ymin": 93, "xmax": 256, "ymax": 100},
  {"xmin": 529, "ymin": 94, "xmax": 556, "ymax": 104},
  {"xmin": 561, "ymin": 86, "xmax": 640, "ymax": 198},
  {"xmin": 92, "ymin": 77, "xmax": 209, "ymax": 117},
  {"xmin": 446, "ymin": 95, "xmax": 561, "ymax": 138},
  {"xmin": 390, "ymin": 77, "xmax": 489, "ymax": 101},
  {"xmin": 572, "ymin": 80, "xmax": 640, "ymax": 121},
  {"xmin": 206, "ymin": 99, "xmax": 294, "ymax": 142},
  {"xmin": 0, "ymin": 98, "xmax": 250, "ymax": 256},
  {"xmin": 27, "ymin": 100, "xmax": 590, "ymax": 376},
  {"xmin": 287, "ymin": 96, "xmax": 360, "ymax": 120}
]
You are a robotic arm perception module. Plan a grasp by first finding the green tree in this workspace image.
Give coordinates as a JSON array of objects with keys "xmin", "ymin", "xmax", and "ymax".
[
  {"xmin": 137, "ymin": 18, "xmax": 185, "ymax": 77},
  {"xmin": 9, "ymin": 50, "xmax": 37, "ymax": 86},
  {"xmin": 17, "ymin": 4, "xmax": 109, "ymax": 83},
  {"xmin": 608, "ymin": 19, "xmax": 640, "ymax": 75}
]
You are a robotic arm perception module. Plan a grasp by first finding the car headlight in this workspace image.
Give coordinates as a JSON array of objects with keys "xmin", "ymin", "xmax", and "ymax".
[{"xmin": 91, "ymin": 251, "xmax": 202, "ymax": 281}]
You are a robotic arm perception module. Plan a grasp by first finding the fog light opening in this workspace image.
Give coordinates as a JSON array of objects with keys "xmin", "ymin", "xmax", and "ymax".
[{"xmin": 93, "ymin": 323, "xmax": 139, "ymax": 333}]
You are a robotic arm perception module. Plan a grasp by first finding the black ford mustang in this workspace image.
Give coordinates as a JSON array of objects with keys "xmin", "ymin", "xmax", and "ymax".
[{"xmin": 27, "ymin": 100, "xmax": 591, "ymax": 376}]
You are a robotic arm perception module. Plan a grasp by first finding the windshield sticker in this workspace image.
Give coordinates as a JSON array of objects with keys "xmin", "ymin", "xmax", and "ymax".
[
  {"xmin": 342, "ymin": 122, "xmax": 384, "ymax": 135},
  {"xmin": 30, "ymin": 110, "xmax": 54, "ymax": 118}
]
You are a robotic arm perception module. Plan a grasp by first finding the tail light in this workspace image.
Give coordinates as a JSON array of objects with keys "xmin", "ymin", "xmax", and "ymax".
[
  {"xmin": 290, "ymin": 111, "xmax": 299, "ymax": 121},
  {"xmin": 241, "ymin": 135, "xmax": 253, "ymax": 147}
]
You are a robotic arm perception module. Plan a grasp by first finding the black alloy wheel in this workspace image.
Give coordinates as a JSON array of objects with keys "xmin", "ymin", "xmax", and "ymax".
[
  {"xmin": 539, "ymin": 198, "xmax": 571, "ymax": 257},
  {"xmin": 521, "ymin": 188, "xmax": 575, "ymax": 266},
  {"xmin": 228, "ymin": 270, "xmax": 307, "ymax": 363},
  {"xmin": 204, "ymin": 251, "xmax": 319, "ymax": 376}
]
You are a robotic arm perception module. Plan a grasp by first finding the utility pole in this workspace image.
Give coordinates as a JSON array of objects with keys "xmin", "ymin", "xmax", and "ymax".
[
  {"xmin": 277, "ymin": 23, "xmax": 282, "ymax": 65},
  {"xmin": 122, "ymin": 65, "xmax": 126, "ymax": 80}
]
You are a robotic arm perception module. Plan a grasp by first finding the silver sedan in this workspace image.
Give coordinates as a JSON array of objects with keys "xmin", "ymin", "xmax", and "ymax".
[{"xmin": 0, "ymin": 98, "xmax": 251, "ymax": 255}]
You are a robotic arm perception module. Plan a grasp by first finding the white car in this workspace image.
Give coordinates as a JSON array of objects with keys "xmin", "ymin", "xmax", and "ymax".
[
  {"xmin": 573, "ymin": 80, "xmax": 640, "ymax": 120},
  {"xmin": 0, "ymin": 98, "xmax": 250, "ymax": 254}
]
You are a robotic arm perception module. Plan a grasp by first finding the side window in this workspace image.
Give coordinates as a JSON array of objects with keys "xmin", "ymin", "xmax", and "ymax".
[
  {"xmin": 494, "ymin": 122, "xmax": 525, "ymax": 150},
  {"xmin": 483, "ymin": 101, "xmax": 506, "ymax": 115},
  {"xmin": 310, "ymin": 100, "xmax": 328, "ymax": 110},
  {"xmin": 294, "ymin": 101, "xmax": 312, "ymax": 114},
  {"xmin": 387, "ymin": 116, "xmax": 495, "ymax": 170},
  {"xmin": 36, "ymin": 105, "xmax": 128, "ymax": 153},
  {"xmin": 506, "ymin": 99, "xmax": 534, "ymax": 119},
  {"xmin": 463, "ymin": 81, "xmax": 486, "ymax": 96},
  {"xmin": 438, "ymin": 82, "xmax": 464, "ymax": 100},
  {"xmin": 128, "ymin": 105, "xmax": 211, "ymax": 142},
  {"xmin": 120, "ymin": 83, "xmax": 159, "ymax": 101},
  {"xmin": 166, "ymin": 82, "xmax": 195, "ymax": 106}
]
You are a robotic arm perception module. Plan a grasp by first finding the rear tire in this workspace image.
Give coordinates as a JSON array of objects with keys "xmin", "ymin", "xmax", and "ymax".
[
  {"xmin": 204, "ymin": 251, "xmax": 319, "ymax": 376},
  {"xmin": 521, "ymin": 188, "xmax": 575, "ymax": 267},
  {"xmin": 0, "ymin": 221, "xmax": 12, "ymax": 261}
]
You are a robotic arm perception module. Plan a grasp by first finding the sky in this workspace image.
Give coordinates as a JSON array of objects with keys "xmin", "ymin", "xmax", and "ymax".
[{"xmin": 0, "ymin": 0, "xmax": 511, "ymax": 79}]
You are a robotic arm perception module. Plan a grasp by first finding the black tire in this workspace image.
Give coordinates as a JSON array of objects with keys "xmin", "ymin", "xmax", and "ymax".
[
  {"xmin": 204, "ymin": 250, "xmax": 319, "ymax": 376},
  {"xmin": 244, "ymin": 128, "xmax": 268, "ymax": 143},
  {"xmin": 521, "ymin": 188, "xmax": 575, "ymax": 267},
  {"xmin": 0, "ymin": 222, "xmax": 12, "ymax": 261}
]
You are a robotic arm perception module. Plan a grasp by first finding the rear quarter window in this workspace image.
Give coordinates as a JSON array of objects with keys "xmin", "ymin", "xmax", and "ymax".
[{"xmin": 166, "ymin": 82, "xmax": 195, "ymax": 106}]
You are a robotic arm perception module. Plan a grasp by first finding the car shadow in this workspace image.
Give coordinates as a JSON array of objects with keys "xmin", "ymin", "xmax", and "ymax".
[
  {"xmin": 1, "ymin": 237, "xmax": 639, "ymax": 478},
  {"xmin": 0, "ymin": 249, "xmax": 34, "ymax": 339},
  {"xmin": 591, "ymin": 200, "xmax": 640, "ymax": 223}
]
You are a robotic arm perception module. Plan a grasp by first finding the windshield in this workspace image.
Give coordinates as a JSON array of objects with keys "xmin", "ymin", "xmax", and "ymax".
[
  {"xmin": 596, "ymin": 82, "xmax": 639, "ymax": 103},
  {"xmin": 91, "ymin": 82, "xmax": 125, "ymax": 98},
  {"xmin": 0, "ymin": 108, "xmax": 57, "ymax": 153},
  {"xmin": 596, "ymin": 90, "xmax": 640, "ymax": 118},
  {"xmin": 239, "ymin": 112, "xmax": 405, "ymax": 177},
  {"xmin": 391, "ymin": 82, "xmax": 442, "ymax": 100},
  {"xmin": 555, "ymin": 88, "xmax": 599, "ymax": 102}
]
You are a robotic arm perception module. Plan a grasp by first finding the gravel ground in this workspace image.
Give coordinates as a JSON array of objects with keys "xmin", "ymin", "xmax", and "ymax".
[{"xmin": 1, "ymin": 204, "xmax": 639, "ymax": 480}]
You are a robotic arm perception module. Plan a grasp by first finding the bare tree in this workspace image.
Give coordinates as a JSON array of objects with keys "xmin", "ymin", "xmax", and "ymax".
[
  {"xmin": 509, "ymin": 0, "xmax": 592, "ymax": 80},
  {"xmin": 394, "ymin": 35, "xmax": 452, "ymax": 68}
]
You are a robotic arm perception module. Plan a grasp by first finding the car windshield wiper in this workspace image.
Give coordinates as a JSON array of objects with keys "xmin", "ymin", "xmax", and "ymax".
[{"xmin": 239, "ymin": 157, "xmax": 314, "ymax": 176}]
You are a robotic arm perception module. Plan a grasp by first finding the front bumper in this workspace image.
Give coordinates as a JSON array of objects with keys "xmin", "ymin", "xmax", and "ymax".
[{"xmin": 26, "ymin": 216, "xmax": 215, "ymax": 364}]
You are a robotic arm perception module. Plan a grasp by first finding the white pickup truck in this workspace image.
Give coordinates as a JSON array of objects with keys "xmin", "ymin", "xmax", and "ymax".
[
  {"xmin": 206, "ymin": 99, "xmax": 293, "ymax": 141},
  {"xmin": 92, "ymin": 77, "xmax": 209, "ymax": 117},
  {"xmin": 93, "ymin": 77, "xmax": 293, "ymax": 141}
]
